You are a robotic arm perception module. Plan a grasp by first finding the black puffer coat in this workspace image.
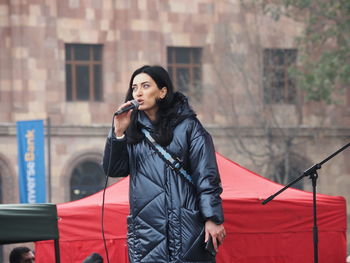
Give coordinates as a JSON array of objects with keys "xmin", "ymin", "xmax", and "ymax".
[{"xmin": 103, "ymin": 95, "xmax": 224, "ymax": 263}]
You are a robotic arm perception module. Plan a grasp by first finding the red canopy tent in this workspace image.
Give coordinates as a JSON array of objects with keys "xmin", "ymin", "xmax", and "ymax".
[{"xmin": 35, "ymin": 153, "xmax": 347, "ymax": 262}]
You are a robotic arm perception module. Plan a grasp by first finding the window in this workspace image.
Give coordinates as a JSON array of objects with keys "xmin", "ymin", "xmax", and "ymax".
[
  {"xmin": 65, "ymin": 44, "xmax": 103, "ymax": 101},
  {"xmin": 70, "ymin": 161, "xmax": 105, "ymax": 201},
  {"xmin": 263, "ymin": 49, "xmax": 297, "ymax": 104},
  {"xmin": 167, "ymin": 47, "xmax": 202, "ymax": 101}
]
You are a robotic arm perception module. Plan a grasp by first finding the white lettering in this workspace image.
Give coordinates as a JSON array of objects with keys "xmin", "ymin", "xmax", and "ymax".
[
  {"xmin": 24, "ymin": 129, "xmax": 36, "ymax": 203},
  {"xmin": 26, "ymin": 161, "xmax": 36, "ymax": 203}
]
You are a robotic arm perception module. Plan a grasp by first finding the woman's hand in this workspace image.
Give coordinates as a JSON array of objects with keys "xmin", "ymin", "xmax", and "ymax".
[
  {"xmin": 114, "ymin": 101, "xmax": 134, "ymax": 137},
  {"xmin": 204, "ymin": 220, "xmax": 226, "ymax": 253}
]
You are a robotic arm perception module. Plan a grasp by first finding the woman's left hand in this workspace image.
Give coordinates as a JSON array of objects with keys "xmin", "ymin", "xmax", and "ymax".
[{"xmin": 204, "ymin": 220, "xmax": 226, "ymax": 252}]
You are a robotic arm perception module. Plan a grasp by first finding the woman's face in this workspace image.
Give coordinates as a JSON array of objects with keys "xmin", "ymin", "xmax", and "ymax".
[{"xmin": 132, "ymin": 73, "xmax": 167, "ymax": 115}]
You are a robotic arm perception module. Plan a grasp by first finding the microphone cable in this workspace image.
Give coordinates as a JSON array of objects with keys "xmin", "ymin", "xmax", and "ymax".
[
  {"xmin": 101, "ymin": 173, "xmax": 110, "ymax": 263},
  {"xmin": 101, "ymin": 102, "xmax": 138, "ymax": 262},
  {"xmin": 101, "ymin": 115, "xmax": 116, "ymax": 263}
]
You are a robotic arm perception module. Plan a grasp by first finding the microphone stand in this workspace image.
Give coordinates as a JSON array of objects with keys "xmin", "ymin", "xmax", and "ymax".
[{"xmin": 262, "ymin": 142, "xmax": 350, "ymax": 263}]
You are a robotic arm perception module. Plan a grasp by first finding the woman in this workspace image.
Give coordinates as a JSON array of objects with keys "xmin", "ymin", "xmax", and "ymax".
[{"xmin": 103, "ymin": 65, "xmax": 225, "ymax": 263}]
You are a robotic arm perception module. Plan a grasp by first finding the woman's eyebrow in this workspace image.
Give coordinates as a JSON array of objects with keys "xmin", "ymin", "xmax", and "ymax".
[{"xmin": 133, "ymin": 81, "xmax": 150, "ymax": 86}]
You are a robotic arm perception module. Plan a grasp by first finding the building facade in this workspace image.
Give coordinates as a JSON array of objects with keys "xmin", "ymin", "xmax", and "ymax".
[{"xmin": 0, "ymin": 0, "xmax": 349, "ymax": 261}]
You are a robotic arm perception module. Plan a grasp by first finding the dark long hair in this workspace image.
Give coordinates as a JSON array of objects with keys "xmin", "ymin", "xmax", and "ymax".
[{"xmin": 125, "ymin": 65, "xmax": 177, "ymax": 146}]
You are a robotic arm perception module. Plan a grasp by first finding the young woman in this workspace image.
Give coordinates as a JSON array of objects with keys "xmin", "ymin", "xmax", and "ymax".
[{"xmin": 103, "ymin": 65, "xmax": 225, "ymax": 263}]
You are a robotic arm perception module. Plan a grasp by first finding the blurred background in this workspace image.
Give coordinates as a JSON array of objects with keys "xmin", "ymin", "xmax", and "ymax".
[{"xmin": 0, "ymin": 0, "xmax": 349, "ymax": 261}]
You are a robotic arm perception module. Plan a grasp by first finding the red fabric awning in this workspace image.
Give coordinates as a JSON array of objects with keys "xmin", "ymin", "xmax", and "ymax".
[{"xmin": 35, "ymin": 153, "xmax": 347, "ymax": 263}]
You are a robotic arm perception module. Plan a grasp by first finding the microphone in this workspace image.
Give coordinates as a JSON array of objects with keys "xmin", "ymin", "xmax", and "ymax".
[{"xmin": 114, "ymin": 100, "xmax": 140, "ymax": 116}]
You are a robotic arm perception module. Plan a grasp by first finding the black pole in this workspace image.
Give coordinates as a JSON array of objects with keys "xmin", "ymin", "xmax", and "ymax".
[
  {"xmin": 54, "ymin": 239, "xmax": 61, "ymax": 263},
  {"xmin": 311, "ymin": 172, "xmax": 318, "ymax": 263},
  {"xmin": 262, "ymin": 142, "xmax": 350, "ymax": 263},
  {"xmin": 47, "ymin": 117, "xmax": 52, "ymax": 203}
]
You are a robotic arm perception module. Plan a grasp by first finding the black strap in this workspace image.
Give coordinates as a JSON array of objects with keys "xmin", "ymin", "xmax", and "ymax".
[{"xmin": 141, "ymin": 128, "xmax": 194, "ymax": 186}]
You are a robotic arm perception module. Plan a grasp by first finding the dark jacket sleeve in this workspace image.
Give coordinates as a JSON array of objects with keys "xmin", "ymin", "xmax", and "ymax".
[
  {"xmin": 102, "ymin": 129, "xmax": 129, "ymax": 178},
  {"xmin": 188, "ymin": 119, "xmax": 224, "ymax": 224}
]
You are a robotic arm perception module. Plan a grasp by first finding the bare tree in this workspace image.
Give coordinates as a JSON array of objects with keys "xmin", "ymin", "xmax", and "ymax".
[{"xmin": 207, "ymin": 1, "xmax": 327, "ymax": 189}]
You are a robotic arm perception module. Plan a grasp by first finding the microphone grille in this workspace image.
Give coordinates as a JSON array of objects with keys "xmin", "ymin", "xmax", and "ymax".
[{"xmin": 131, "ymin": 100, "xmax": 140, "ymax": 109}]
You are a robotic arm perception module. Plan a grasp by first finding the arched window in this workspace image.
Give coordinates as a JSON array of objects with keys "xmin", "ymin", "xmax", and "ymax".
[
  {"xmin": 269, "ymin": 153, "xmax": 311, "ymax": 190},
  {"xmin": 70, "ymin": 161, "xmax": 105, "ymax": 201}
]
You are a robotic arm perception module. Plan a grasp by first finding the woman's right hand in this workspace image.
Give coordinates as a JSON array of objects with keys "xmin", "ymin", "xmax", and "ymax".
[{"xmin": 114, "ymin": 101, "xmax": 134, "ymax": 137}]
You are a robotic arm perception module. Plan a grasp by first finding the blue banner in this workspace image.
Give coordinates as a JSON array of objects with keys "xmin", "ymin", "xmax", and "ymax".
[{"xmin": 16, "ymin": 120, "xmax": 46, "ymax": 203}]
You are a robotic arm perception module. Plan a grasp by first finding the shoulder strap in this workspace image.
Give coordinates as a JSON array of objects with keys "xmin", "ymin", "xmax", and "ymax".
[{"xmin": 141, "ymin": 128, "xmax": 194, "ymax": 186}]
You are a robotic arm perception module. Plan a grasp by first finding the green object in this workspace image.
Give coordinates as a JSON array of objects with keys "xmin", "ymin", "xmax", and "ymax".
[{"xmin": 0, "ymin": 203, "xmax": 59, "ymax": 244}]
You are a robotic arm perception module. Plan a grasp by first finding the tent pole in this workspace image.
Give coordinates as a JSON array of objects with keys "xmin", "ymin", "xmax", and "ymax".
[{"xmin": 54, "ymin": 239, "xmax": 60, "ymax": 263}]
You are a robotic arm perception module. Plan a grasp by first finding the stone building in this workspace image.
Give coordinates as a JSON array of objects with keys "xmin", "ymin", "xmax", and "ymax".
[{"xmin": 0, "ymin": 0, "xmax": 349, "ymax": 261}]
